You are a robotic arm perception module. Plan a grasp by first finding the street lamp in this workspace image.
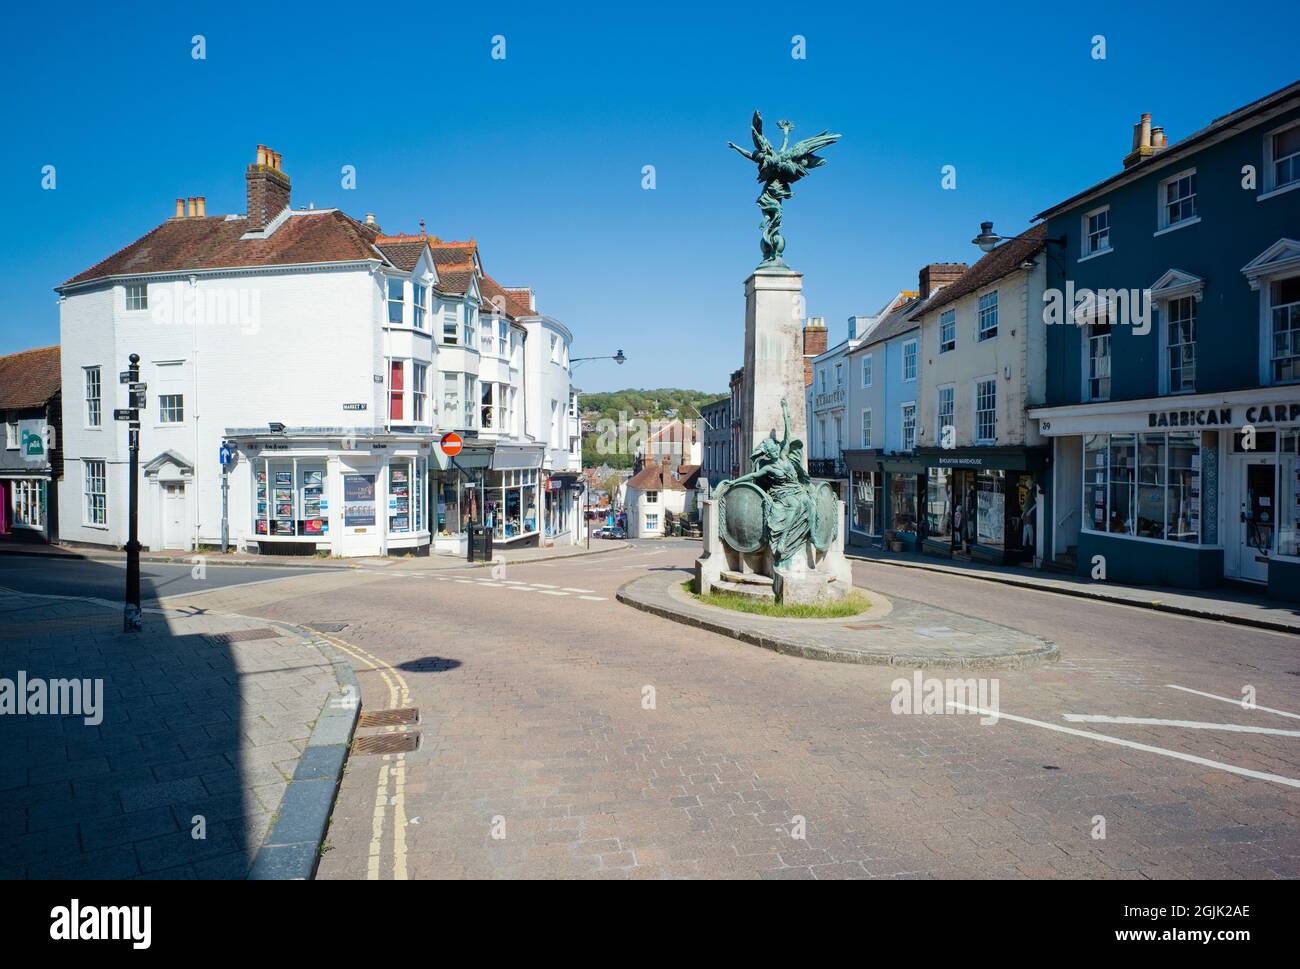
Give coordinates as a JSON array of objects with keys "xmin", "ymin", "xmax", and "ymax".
[
  {"xmin": 971, "ymin": 221, "xmax": 1065, "ymax": 254},
  {"xmin": 571, "ymin": 349, "xmax": 626, "ymax": 369}
]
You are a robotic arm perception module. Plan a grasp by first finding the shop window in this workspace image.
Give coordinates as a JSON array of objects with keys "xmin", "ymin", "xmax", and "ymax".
[
  {"xmin": 389, "ymin": 463, "xmax": 411, "ymax": 533},
  {"xmin": 253, "ymin": 459, "xmax": 329, "ymax": 537},
  {"xmin": 1084, "ymin": 432, "xmax": 1200, "ymax": 543},
  {"xmin": 1281, "ymin": 431, "xmax": 1300, "ymax": 556},
  {"xmin": 974, "ymin": 470, "xmax": 1006, "ymax": 547},
  {"xmin": 851, "ymin": 470, "xmax": 882, "ymax": 536},
  {"xmin": 11, "ymin": 480, "xmax": 46, "ymax": 529},
  {"xmin": 926, "ymin": 468, "xmax": 952, "ymax": 542},
  {"xmin": 889, "ymin": 473, "xmax": 918, "ymax": 537}
]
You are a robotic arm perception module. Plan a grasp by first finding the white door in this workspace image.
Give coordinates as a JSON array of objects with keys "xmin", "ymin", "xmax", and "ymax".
[
  {"xmin": 1238, "ymin": 459, "xmax": 1276, "ymax": 583},
  {"xmin": 162, "ymin": 482, "xmax": 188, "ymax": 549}
]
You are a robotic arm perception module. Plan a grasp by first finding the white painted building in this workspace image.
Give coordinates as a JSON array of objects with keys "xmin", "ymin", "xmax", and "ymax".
[{"xmin": 57, "ymin": 145, "xmax": 581, "ymax": 557}]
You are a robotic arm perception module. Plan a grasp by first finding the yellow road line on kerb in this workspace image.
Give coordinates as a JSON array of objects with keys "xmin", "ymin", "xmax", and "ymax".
[{"xmin": 314, "ymin": 631, "xmax": 412, "ymax": 881}]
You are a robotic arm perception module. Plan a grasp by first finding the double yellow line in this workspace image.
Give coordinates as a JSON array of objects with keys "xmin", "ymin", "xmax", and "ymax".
[{"xmin": 314, "ymin": 630, "xmax": 412, "ymax": 881}]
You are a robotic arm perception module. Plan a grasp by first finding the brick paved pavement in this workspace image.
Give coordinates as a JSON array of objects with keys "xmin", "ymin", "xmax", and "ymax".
[
  {"xmin": 153, "ymin": 542, "xmax": 1300, "ymax": 880},
  {"xmin": 0, "ymin": 590, "xmax": 345, "ymax": 878}
]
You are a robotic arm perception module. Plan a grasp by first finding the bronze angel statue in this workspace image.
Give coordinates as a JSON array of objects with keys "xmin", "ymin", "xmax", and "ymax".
[{"xmin": 728, "ymin": 111, "xmax": 841, "ymax": 266}]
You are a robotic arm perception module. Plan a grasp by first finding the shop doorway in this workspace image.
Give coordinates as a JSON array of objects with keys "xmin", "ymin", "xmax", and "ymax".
[
  {"xmin": 162, "ymin": 481, "xmax": 188, "ymax": 549},
  {"xmin": 1239, "ymin": 460, "xmax": 1276, "ymax": 583}
]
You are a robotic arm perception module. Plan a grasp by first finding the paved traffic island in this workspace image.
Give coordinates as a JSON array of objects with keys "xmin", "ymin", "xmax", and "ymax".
[{"xmin": 617, "ymin": 569, "xmax": 1059, "ymax": 669}]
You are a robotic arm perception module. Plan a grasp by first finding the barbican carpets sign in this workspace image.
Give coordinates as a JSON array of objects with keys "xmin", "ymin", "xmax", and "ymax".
[{"xmin": 1146, "ymin": 403, "xmax": 1300, "ymax": 428}]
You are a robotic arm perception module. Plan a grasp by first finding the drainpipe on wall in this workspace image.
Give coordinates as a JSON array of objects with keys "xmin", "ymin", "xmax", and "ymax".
[{"xmin": 191, "ymin": 275, "xmax": 201, "ymax": 553}]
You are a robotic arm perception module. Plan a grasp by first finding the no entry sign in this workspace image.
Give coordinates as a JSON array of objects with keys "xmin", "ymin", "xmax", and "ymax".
[{"xmin": 440, "ymin": 432, "xmax": 463, "ymax": 457}]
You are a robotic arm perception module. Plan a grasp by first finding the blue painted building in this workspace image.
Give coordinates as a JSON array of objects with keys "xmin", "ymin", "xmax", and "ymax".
[{"xmin": 1029, "ymin": 81, "xmax": 1300, "ymax": 599}]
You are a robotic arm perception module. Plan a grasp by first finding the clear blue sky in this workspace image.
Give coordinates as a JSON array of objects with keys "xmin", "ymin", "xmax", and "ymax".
[{"xmin": 2, "ymin": 0, "xmax": 1295, "ymax": 393}]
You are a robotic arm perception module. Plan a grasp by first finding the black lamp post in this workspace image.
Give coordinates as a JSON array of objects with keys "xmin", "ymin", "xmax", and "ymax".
[{"xmin": 123, "ymin": 353, "xmax": 143, "ymax": 632}]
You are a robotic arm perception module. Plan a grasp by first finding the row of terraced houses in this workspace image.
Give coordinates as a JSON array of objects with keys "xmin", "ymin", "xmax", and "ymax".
[
  {"xmin": 751, "ymin": 80, "xmax": 1300, "ymax": 601},
  {"xmin": 1, "ymin": 145, "xmax": 585, "ymax": 558}
]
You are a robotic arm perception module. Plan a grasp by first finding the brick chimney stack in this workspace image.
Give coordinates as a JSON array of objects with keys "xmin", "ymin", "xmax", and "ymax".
[
  {"xmin": 918, "ymin": 263, "xmax": 968, "ymax": 300},
  {"xmin": 803, "ymin": 316, "xmax": 828, "ymax": 386},
  {"xmin": 246, "ymin": 144, "xmax": 291, "ymax": 230}
]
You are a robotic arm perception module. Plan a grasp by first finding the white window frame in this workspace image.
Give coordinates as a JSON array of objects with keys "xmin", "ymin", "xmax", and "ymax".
[
  {"xmin": 84, "ymin": 366, "xmax": 102, "ymax": 428},
  {"xmin": 1261, "ymin": 119, "xmax": 1300, "ymax": 200},
  {"xmin": 861, "ymin": 353, "xmax": 872, "ymax": 387},
  {"xmin": 412, "ymin": 363, "xmax": 428, "ymax": 423},
  {"xmin": 158, "ymin": 393, "xmax": 184, "ymax": 424},
  {"xmin": 901, "ymin": 402, "xmax": 917, "ymax": 452},
  {"xmin": 1080, "ymin": 205, "xmax": 1112, "ymax": 259},
  {"xmin": 441, "ymin": 303, "xmax": 460, "ymax": 344},
  {"xmin": 1084, "ymin": 317, "xmax": 1112, "ymax": 402},
  {"xmin": 1266, "ymin": 272, "xmax": 1300, "ymax": 385},
  {"xmin": 83, "ymin": 459, "xmax": 107, "ymax": 527},
  {"xmin": 938, "ymin": 309, "xmax": 956, "ymax": 352},
  {"xmin": 11, "ymin": 479, "xmax": 45, "ymax": 530},
  {"xmin": 4, "ymin": 421, "xmax": 17, "ymax": 450},
  {"xmin": 1160, "ymin": 296, "xmax": 1197, "ymax": 395},
  {"xmin": 977, "ymin": 291, "xmax": 998, "ymax": 341},
  {"xmin": 936, "ymin": 384, "xmax": 955, "ymax": 443},
  {"xmin": 645, "ymin": 490, "xmax": 658, "ymax": 504},
  {"xmin": 901, "ymin": 339, "xmax": 917, "ymax": 382},
  {"xmin": 412, "ymin": 283, "xmax": 427, "ymax": 330},
  {"xmin": 1156, "ymin": 168, "xmax": 1199, "ymax": 234},
  {"xmin": 387, "ymin": 277, "xmax": 405, "ymax": 326},
  {"xmin": 974, "ymin": 376, "xmax": 997, "ymax": 445},
  {"xmin": 124, "ymin": 283, "xmax": 148, "ymax": 312},
  {"xmin": 835, "ymin": 362, "xmax": 843, "ymax": 386},
  {"xmin": 860, "ymin": 408, "xmax": 872, "ymax": 449}
]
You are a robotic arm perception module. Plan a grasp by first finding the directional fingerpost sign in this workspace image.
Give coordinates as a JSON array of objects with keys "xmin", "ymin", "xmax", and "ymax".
[
  {"xmin": 114, "ymin": 408, "xmax": 138, "ymax": 421},
  {"xmin": 440, "ymin": 432, "xmax": 463, "ymax": 457}
]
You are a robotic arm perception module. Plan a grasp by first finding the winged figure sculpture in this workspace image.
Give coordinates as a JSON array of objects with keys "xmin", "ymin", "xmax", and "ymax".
[{"xmin": 728, "ymin": 111, "xmax": 841, "ymax": 266}]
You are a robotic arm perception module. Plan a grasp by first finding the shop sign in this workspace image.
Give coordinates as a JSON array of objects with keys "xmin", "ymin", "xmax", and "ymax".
[
  {"xmin": 1243, "ymin": 403, "xmax": 1300, "ymax": 425},
  {"xmin": 936, "ymin": 455, "xmax": 985, "ymax": 467},
  {"xmin": 1147, "ymin": 407, "xmax": 1233, "ymax": 428},
  {"xmin": 814, "ymin": 387, "xmax": 846, "ymax": 409}
]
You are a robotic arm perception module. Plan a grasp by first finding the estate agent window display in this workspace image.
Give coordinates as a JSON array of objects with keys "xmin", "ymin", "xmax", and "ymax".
[{"xmin": 253, "ymin": 458, "xmax": 329, "ymax": 538}]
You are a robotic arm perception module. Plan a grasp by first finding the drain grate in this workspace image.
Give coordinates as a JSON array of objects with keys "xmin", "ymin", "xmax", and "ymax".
[
  {"xmin": 358, "ymin": 708, "xmax": 420, "ymax": 728},
  {"xmin": 205, "ymin": 628, "xmax": 281, "ymax": 645},
  {"xmin": 352, "ymin": 732, "xmax": 420, "ymax": 755},
  {"xmin": 306, "ymin": 621, "xmax": 349, "ymax": 633}
]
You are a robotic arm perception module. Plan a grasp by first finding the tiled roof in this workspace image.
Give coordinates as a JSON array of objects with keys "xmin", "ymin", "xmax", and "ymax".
[
  {"xmin": 375, "ymin": 240, "xmax": 428, "ymax": 271},
  {"xmin": 626, "ymin": 462, "xmax": 688, "ymax": 492},
  {"xmin": 63, "ymin": 210, "xmax": 384, "ymax": 287},
  {"xmin": 429, "ymin": 241, "xmax": 480, "ymax": 268},
  {"xmin": 0, "ymin": 345, "xmax": 60, "ymax": 410},
  {"xmin": 908, "ymin": 224, "xmax": 1047, "ymax": 318},
  {"xmin": 434, "ymin": 270, "xmax": 474, "ymax": 296},
  {"xmin": 860, "ymin": 297, "xmax": 923, "ymax": 348},
  {"xmin": 478, "ymin": 273, "xmax": 533, "ymax": 319}
]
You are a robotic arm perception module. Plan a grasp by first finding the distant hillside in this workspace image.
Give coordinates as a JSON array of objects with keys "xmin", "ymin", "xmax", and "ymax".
[
  {"xmin": 578, "ymin": 388, "xmax": 724, "ymax": 469},
  {"xmin": 577, "ymin": 388, "xmax": 725, "ymax": 421}
]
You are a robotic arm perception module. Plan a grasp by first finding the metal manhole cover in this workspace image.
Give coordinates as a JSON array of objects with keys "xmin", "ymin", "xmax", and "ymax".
[
  {"xmin": 204, "ymin": 628, "xmax": 280, "ymax": 645},
  {"xmin": 358, "ymin": 708, "xmax": 420, "ymax": 728},
  {"xmin": 306, "ymin": 621, "xmax": 349, "ymax": 633},
  {"xmin": 352, "ymin": 733, "xmax": 421, "ymax": 755}
]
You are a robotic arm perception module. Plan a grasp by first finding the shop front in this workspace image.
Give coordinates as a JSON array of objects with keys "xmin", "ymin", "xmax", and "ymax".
[
  {"xmin": 544, "ymin": 472, "xmax": 582, "ymax": 546},
  {"xmin": 431, "ymin": 442, "xmax": 544, "ymax": 552},
  {"xmin": 231, "ymin": 429, "xmax": 432, "ymax": 558},
  {"xmin": 843, "ymin": 449, "xmax": 883, "ymax": 548},
  {"xmin": 1026, "ymin": 391, "xmax": 1300, "ymax": 593},
  {"xmin": 879, "ymin": 455, "xmax": 926, "ymax": 552},
  {"xmin": 916, "ymin": 447, "xmax": 1048, "ymax": 565}
]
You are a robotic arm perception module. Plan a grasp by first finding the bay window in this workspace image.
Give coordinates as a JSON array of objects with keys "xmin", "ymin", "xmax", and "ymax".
[
  {"xmin": 442, "ymin": 303, "xmax": 460, "ymax": 344},
  {"xmin": 413, "ymin": 363, "xmax": 428, "ymax": 423},
  {"xmin": 412, "ymin": 284, "xmax": 427, "ymax": 329},
  {"xmin": 387, "ymin": 278, "xmax": 404, "ymax": 325},
  {"xmin": 389, "ymin": 360, "xmax": 404, "ymax": 421}
]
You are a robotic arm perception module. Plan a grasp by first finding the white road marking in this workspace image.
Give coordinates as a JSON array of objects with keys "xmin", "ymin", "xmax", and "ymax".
[
  {"xmin": 578, "ymin": 595, "xmax": 607, "ymax": 601},
  {"xmin": 538, "ymin": 590, "xmax": 569, "ymax": 597},
  {"xmin": 528, "ymin": 583, "xmax": 559, "ymax": 589},
  {"xmin": 1166, "ymin": 684, "xmax": 1300, "ymax": 721},
  {"xmin": 1061, "ymin": 714, "xmax": 1300, "ymax": 737},
  {"xmin": 561, "ymin": 587, "xmax": 594, "ymax": 593},
  {"xmin": 947, "ymin": 702, "xmax": 1300, "ymax": 790}
]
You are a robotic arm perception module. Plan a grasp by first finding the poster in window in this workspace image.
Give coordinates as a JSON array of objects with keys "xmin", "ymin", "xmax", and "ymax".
[
  {"xmin": 256, "ymin": 518, "xmax": 268, "ymax": 534},
  {"xmin": 275, "ymin": 471, "xmax": 292, "ymax": 486},
  {"xmin": 276, "ymin": 501, "xmax": 292, "ymax": 517},
  {"xmin": 343, "ymin": 474, "xmax": 376, "ymax": 526},
  {"xmin": 274, "ymin": 519, "xmax": 293, "ymax": 535},
  {"xmin": 303, "ymin": 470, "xmax": 323, "ymax": 487},
  {"xmin": 304, "ymin": 518, "xmax": 324, "ymax": 535}
]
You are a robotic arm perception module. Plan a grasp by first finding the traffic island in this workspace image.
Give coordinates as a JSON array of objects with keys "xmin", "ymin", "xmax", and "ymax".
[{"xmin": 617, "ymin": 569, "xmax": 1059, "ymax": 670}]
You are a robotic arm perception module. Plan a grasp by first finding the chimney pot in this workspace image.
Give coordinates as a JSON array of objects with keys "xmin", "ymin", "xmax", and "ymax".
[
  {"xmin": 175, "ymin": 198, "xmax": 185, "ymax": 219},
  {"xmin": 256, "ymin": 145, "xmax": 268, "ymax": 166},
  {"xmin": 246, "ymin": 145, "xmax": 291, "ymax": 230},
  {"xmin": 187, "ymin": 197, "xmax": 197, "ymax": 217},
  {"xmin": 365, "ymin": 212, "xmax": 376, "ymax": 226},
  {"xmin": 195, "ymin": 196, "xmax": 206, "ymax": 217}
]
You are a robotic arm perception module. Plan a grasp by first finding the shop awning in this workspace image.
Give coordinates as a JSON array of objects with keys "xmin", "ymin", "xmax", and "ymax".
[
  {"xmin": 842, "ymin": 449, "xmax": 882, "ymax": 473},
  {"xmin": 490, "ymin": 445, "xmax": 545, "ymax": 471}
]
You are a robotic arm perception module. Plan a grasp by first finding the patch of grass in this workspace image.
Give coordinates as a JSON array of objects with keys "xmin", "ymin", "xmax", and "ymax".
[{"xmin": 682, "ymin": 580, "xmax": 870, "ymax": 619}]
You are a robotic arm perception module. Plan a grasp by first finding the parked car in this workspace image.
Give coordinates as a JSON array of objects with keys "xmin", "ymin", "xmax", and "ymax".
[{"xmin": 599, "ymin": 526, "xmax": 626, "ymax": 540}]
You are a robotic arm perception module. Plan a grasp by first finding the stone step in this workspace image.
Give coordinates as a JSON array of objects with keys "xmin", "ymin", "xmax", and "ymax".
[
  {"xmin": 712, "ymin": 579, "xmax": 776, "ymax": 600},
  {"xmin": 720, "ymin": 570, "xmax": 774, "ymax": 587}
]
